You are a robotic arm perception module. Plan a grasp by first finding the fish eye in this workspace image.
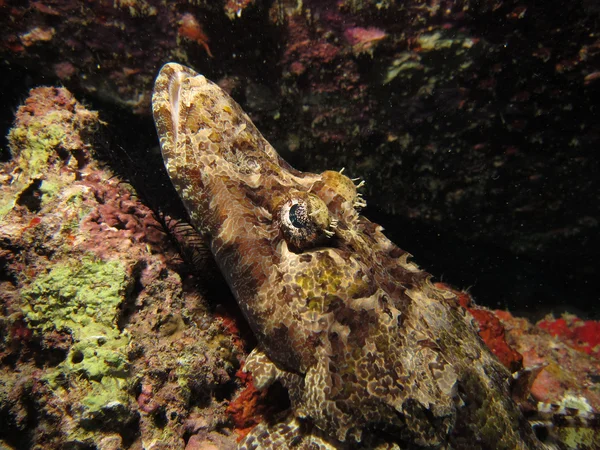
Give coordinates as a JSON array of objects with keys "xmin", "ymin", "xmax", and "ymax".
[
  {"xmin": 278, "ymin": 194, "xmax": 333, "ymax": 250},
  {"xmin": 288, "ymin": 203, "xmax": 306, "ymax": 229},
  {"xmin": 287, "ymin": 202, "xmax": 311, "ymax": 229}
]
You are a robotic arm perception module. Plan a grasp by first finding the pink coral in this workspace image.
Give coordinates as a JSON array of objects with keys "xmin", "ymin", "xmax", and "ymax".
[
  {"xmin": 344, "ymin": 26, "xmax": 386, "ymax": 54},
  {"xmin": 538, "ymin": 314, "xmax": 600, "ymax": 359}
]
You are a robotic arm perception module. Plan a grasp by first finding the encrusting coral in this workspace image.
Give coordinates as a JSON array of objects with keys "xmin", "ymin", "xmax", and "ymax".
[{"xmin": 0, "ymin": 87, "xmax": 240, "ymax": 449}]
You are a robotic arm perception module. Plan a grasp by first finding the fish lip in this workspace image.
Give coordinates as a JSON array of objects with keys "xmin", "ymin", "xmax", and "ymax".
[{"xmin": 153, "ymin": 62, "xmax": 202, "ymax": 159}]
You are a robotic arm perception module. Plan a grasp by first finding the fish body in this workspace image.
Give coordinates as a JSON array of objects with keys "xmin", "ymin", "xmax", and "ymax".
[{"xmin": 152, "ymin": 62, "xmax": 545, "ymax": 449}]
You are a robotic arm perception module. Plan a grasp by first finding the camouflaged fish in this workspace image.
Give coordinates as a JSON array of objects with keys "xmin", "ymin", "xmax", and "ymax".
[{"xmin": 151, "ymin": 63, "xmax": 593, "ymax": 450}]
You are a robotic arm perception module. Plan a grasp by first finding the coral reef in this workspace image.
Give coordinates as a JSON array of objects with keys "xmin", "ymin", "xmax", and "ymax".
[
  {"xmin": 538, "ymin": 314, "xmax": 600, "ymax": 360},
  {"xmin": 0, "ymin": 87, "xmax": 240, "ymax": 449},
  {"xmin": 438, "ymin": 283, "xmax": 600, "ymax": 422},
  {"xmin": 500, "ymin": 311, "xmax": 600, "ymax": 412},
  {"xmin": 441, "ymin": 284, "xmax": 600, "ymax": 449},
  {"xmin": 442, "ymin": 285, "xmax": 600, "ymax": 412}
]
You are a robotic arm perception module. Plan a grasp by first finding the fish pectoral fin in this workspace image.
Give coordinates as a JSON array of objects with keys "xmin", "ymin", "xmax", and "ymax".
[{"xmin": 243, "ymin": 347, "xmax": 286, "ymax": 390}]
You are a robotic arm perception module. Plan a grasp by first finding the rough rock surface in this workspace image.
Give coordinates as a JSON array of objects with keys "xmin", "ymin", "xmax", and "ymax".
[{"xmin": 0, "ymin": 87, "xmax": 240, "ymax": 449}]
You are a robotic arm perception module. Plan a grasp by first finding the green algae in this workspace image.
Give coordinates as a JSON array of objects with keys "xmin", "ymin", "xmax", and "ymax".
[
  {"xmin": 559, "ymin": 427, "xmax": 598, "ymax": 449},
  {"xmin": 65, "ymin": 375, "xmax": 136, "ymax": 447},
  {"xmin": 22, "ymin": 256, "xmax": 132, "ymax": 418},
  {"xmin": 2, "ymin": 88, "xmax": 98, "ymax": 222},
  {"xmin": 553, "ymin": 395, "xmax": 599, "ymax": 449},
  {"xmin": 38, "ymin": 179, "xmax": 62, "ymax": 205},
  {"xmin": 23, "ymin": 257, "xmax": 128, "ymax": 334},
  {"xmin": 8, "ymin": 112, "xmax": 67, "ymax": 178},
  {"xmin": 79, "ymin": 376, "xmax": 131, "ymax": 421},
  {"xmin": 417, "ymin": 32, "xmax": 475, "ymax": 52},
  {"xmin": 1, "ymin": 112, "xmax": 67, "ymax": 221},
  {"xmin": 0, "ymin": 198, "xmax": 14, "ymax": 220},
  {"xmin": 383, "ymin": 32, "xmax": 478, "ymax": 85},
  {"xmin": 57, "ymin": 187, "xmax": 91, "ymax": 237},
  {"xmin": 383, "ymin": 52, "xmax": 424, "ymax": 84}
]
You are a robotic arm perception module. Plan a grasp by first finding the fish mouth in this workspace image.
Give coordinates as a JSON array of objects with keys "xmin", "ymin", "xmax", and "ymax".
[{"xmin": 152, "ymin": 62, "xmax": 204, "ymax": 161}]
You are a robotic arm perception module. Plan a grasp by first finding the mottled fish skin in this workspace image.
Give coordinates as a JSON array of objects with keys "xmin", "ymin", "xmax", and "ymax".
[{"xmin": 152, "ymin": 63, "xmax": 544, "ymax": 449}]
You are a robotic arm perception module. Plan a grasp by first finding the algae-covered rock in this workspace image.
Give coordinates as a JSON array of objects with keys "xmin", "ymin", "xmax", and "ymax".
[
  {"xmin": 0, "ymin": 86, "xmax": 239, "ymax": 449},
  {"xmin": 0, "ymin": 87, "xmax": 98, "ymax": 221},
  {"xmin": 22, "ymin": 257, "xmax": 131, "ymax": 381},
  {"xmin": 20, "ymin": 257, "xmax": 137, "ymax": 445},
  {"xmin": 7, "ymin": 117, "xmax": 66, "ymax": 178}
]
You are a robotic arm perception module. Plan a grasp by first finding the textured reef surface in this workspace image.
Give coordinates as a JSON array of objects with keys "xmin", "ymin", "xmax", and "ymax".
[{"xmin": 0, "ymin": 86, "xmax": 241, "ymax": 449}]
